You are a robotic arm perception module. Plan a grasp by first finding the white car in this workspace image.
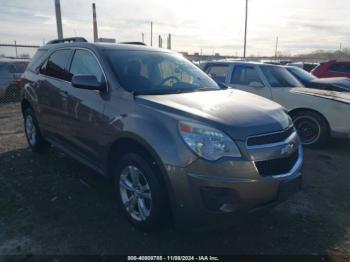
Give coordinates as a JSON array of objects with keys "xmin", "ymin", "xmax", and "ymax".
[{"xmin": 200, "ymin": 61, "xmax": 350, "ymax": 147}]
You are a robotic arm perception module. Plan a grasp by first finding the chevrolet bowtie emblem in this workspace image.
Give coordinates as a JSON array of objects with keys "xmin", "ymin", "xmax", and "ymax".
[{"xmin": 281, "ymin": 142, "xmax": 296, "ymax": 156}]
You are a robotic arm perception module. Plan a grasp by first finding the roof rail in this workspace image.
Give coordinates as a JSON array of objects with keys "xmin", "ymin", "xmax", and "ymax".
[
  {"xmin": 119, "ymin": 42, "xmax": 146, "ymax": 46},
  {"xmin": 46, "ymin": 37, "xmax": 88, "ymax": 45}
]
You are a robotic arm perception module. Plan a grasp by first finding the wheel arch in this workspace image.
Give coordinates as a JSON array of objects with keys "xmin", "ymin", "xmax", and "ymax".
[
  {"xmin": 288, "ymin": 107, "xmax": 331, "ymax": 133},
  {"xmin": 21, "ymin": 99, "xmax": 32, "ymax": 116},
  {"xmin": 107, "ymin": 133, "xmax": 169, "ymax": 183}
]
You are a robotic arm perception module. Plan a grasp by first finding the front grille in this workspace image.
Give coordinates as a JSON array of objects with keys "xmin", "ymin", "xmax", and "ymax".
[
  {"xmin": 247, "ymin": 127, "xmax": 294, "ymax": 146},
  {"xmin": 255, "ymin": 150, "xmax": 299, "ymax": 177}
]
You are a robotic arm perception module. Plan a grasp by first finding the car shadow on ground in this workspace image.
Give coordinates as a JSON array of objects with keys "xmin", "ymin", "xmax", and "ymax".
[{"xmin": 0, "ymin": 145, "xmax": 350, "ymax": 256}]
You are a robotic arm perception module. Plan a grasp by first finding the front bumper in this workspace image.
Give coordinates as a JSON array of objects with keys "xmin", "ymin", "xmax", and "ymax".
[{"xmin": 165, "ymin": 145, "xmax": 303, "ymax": 229}]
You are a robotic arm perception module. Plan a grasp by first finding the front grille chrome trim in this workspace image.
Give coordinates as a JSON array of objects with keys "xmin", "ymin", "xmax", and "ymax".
[{"xmin": 246, "ymin": 131, "xmax": 297, "ymax": 150}]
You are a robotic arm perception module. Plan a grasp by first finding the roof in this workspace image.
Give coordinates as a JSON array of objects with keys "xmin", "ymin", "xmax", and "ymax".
[
  {"xmin": 205, "ymin": 60, "xmax": 283, "ymax": 67},
  {"xmin": 40, "ymin": 41, "xmax": 173, "ymax": 54}
]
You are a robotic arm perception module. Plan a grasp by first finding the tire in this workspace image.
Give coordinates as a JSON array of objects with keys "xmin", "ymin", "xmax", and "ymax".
[
  {"xmin": 24, "ymin": 108, "xmax": 50, "ymax": 153},
  {"xmin": 292, "ymin": 110, "xmax": 329, "ymax": 148},
  {"xmin": 114, "ymin": 152, "xmax": 168, "ymax": 230}
]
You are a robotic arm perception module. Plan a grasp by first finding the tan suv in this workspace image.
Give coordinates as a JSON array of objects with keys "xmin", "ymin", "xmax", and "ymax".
[{"xmin": 21, "ymin": 38, "xmax": 303, "ymax": 230}]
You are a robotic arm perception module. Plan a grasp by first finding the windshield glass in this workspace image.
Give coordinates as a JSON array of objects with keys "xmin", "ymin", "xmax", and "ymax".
[
  {"xmin": 105, "ymin": 50, "xmax": 220, "ymax": 94},
  {"xmin": 288, "ymin": 67, "xmax": 317, "ymax": 82},
  {"xmin": 261, "ymin": 65, "xmax": 302, "ymax": 87}
]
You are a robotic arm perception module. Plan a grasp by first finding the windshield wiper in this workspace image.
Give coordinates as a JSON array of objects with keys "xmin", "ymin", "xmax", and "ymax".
[
  {"xmin": 195, "ymin": 87, "xmax": 220, "ymax": 92},
  {"xmin": 132, "ymin": 88, "xmax": 193, "ymax": 96}
]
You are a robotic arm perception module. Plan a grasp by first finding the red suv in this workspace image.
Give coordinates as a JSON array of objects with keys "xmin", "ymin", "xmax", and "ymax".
[{"xmin": 311, "ymin": 60, "xmax": 350, "ymax": 79}]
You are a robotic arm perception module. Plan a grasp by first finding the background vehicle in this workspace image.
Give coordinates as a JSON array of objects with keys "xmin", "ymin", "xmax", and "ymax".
[
  {"xmin": 286, "ymin": 62, "xmax": 319, "ymax": 72},
  {"xmin": 311, "ymin": 60, "xmax": 350, "ymax": 79},
  {"xmin": 0, "ymin": 58, "xmax": 29, "ymax": 102},
  {"xmin": 286, "ymin": 66, "xmax": 350, "ymax": 92},
  {"xmin": 21, "ymin": 38, "xmax": 303, "ymax": 230},
  {"xmin": 201, "ymin": 61, "xmax": 350, "ymax": 147}
]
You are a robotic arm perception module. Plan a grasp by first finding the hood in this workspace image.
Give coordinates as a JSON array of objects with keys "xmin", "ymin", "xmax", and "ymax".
[
  {"xmin": 136, "ymin": 89, "xmax": 290, "ymax": 140},
  {"xmin": 291, "ymin": 87, "xmax": 350, "ymax": 104},
  {"xmin": 310, "ymin": 77, "xmax": 350, "ymax": 91}
]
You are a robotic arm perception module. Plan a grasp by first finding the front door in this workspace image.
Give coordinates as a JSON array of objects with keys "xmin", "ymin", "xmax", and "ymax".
[
  {"xmin": 65, "ymin": 48, "xmax": 107, "ymax": 164},
  {"xmin": 228, "ymin": 64, "xmax": 272, "ymax": 99}
]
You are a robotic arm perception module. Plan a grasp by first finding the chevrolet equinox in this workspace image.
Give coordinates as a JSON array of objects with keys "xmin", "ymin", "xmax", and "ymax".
[{"xmin": 21, "ymin": 38, "xmax": 303, "ymax": 230}]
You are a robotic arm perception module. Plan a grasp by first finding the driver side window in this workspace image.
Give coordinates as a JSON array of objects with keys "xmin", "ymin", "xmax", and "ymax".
[
  {"xmin": 69, "ymin": 49, "xmax": 104, "ymax": 83},
  {"xmin": 231, "ymin": 65, "xmax": 265, "ymax": 87}
]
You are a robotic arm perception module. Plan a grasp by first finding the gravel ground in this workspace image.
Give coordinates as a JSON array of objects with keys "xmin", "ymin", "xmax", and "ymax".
[{"xmin": 0, "ymin": 102, "xmax": 349, "ymax": 258}]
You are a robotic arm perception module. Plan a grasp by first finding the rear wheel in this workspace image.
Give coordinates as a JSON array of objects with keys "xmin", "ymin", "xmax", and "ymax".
[
  {"xmin": 114, "ymin": 152, "xmax": 168, "ymax": 230},
  {"xmin": 24, "ymin": 108, "xmax": 50, "ymax": 153},
  {"xmin": 292, "ymin": 110, "xmax": 329, "ymax": 148}
]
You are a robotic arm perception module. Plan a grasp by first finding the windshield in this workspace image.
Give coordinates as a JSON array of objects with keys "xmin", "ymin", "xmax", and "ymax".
[
  {"xmin": 105, "ymin": 50, "xmax": 220, "ymax": 94},
  {"xmin": 260, "ymin": 65, "xmax": 302, "ymax": 87},
  {"xmin": 288, "ymin": 67, "xmax": 317, "ymax": 82}
]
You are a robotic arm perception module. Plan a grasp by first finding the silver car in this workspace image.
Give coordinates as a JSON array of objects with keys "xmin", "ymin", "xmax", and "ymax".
[
  {"xmin": 0, "ymin": 59, "xmax": 28, "ymax": 102},
  {"xmin": 201, "ymin": 61, "xmax": 350, "ymax": 148}
]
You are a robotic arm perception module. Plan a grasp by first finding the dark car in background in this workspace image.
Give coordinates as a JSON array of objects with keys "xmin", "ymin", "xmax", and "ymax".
[
  {"xmin": 286, "ymin": 66, "xmax": 350, "ymax": 92},
  {"xmin": 0, "ymin": 58, "xmax": 29, "ymax": 102},
  {"xmin": 20, "ymin": 38, "xmax": 303, "ymax": 230},
  {"xmin": 311, "ymin": 60, "xmax": 350, "ymax": 79}
]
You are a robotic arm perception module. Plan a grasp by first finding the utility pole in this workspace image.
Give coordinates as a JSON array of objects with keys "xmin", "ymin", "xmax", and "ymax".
[
  {"xmin": 167, "ymin": 33, "xmax": 172, "ymax": 50},
  {"xmin": 142, "ymin": 33, "xmax": 145, "ymax": 43},
  {"xmin": 14, "ymin": 41, "xmax": 18, "ymax": 58},
  {"xmin": 158, "ymin": 35, "xmax": 162, "ymax": 48},
  {"xmin": 54, "ymin": 0, "xmax": 63, "ymax": 39},
  {"xmin": 275, "ymin": 36, "xmax": 279, "ymax": 61},
  {"xmin": 92, "ymin": 3, "xmax": 98, "ymax": 42},
  {"xmin": 150, "ymin": 22, "xmax": 153, "ymax": 46},
  {"xmin": 243, "ymin": 0, "xmax": 248, "ymax": 58}
]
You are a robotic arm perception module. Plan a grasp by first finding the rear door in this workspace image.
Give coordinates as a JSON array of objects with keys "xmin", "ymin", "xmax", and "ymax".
[
  {"xmin": 37, "ymin": 49, "xmax": 73, "ymax": 140},
  {"xmin": 228, "ymin": 64, "xmax": 272, "ymax": 99},
  {"xmin": 65, "ymin": 48, "xmax": 107, "ymax": 164}
]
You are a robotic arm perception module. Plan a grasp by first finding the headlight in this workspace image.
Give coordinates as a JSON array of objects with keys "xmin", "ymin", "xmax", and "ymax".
[{"xmin": 179, "ymin": 121, "xmax": 241, "ymax": 161}]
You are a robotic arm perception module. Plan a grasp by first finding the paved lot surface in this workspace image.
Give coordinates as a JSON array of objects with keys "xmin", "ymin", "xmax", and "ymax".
[{"xmin": 0, "ymin": 102, "xmax": 350, "ymax": 257}]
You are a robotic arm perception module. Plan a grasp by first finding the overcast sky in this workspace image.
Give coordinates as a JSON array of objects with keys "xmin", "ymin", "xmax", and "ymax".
[{"xmin": 0, "ymin": 0, "xmax": 349, "ymax": 57}]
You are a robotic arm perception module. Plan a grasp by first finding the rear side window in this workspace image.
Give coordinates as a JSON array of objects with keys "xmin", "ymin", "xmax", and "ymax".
[
  {"xmin": 69, "ymin": 49, "xmax": 104, "ymax": 82},
  {"xmin": 231, "ymin": 65, "xmax": 264, "ymax": 86},
  {"xmin": 329, "ymin": 64, "xmax": 350, "ymax": 73},
  {"xmin": 41, "ymin": 49, "xmax": 71, "ymax": 81},
  {"xmin": 206, "ymin": 65, "xmax": 228, "ymax": 83},
  {"xmin": 27, "ymin": 50, "xmax": 48, "ymax": 72}
]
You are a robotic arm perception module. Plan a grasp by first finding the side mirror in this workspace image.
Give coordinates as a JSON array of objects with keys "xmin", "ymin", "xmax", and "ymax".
[
  {"xmin": 72, "ymin": 75, "xmax": 106, "ymax": 91},
  {"xmin": 249, "ymin": 81, "xmax": 264, "ymax": 88}
]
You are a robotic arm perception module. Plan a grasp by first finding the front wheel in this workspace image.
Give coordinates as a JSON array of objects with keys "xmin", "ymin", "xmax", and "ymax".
[
  {"xmin": 114, "ymin": 152, "xmax": 168, "ymax": 230},
  {"xmin": 292, "ymin": 110, "xmax": 329, "ymax": 148}
]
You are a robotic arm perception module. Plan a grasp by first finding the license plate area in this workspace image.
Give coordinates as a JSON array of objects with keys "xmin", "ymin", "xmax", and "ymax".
[{"xmin": 278, "ymin": 176, "xmax": 302, "ymax": 201}]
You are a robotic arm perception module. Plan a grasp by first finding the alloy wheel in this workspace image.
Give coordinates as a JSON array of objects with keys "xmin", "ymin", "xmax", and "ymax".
[
  {"xmin": 25, "ymin": 115, "xmax": 37, "ymax": 146},
  {"xmin": 119, "ymin": 165, "xmax": 152, "ymax": 221}
]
